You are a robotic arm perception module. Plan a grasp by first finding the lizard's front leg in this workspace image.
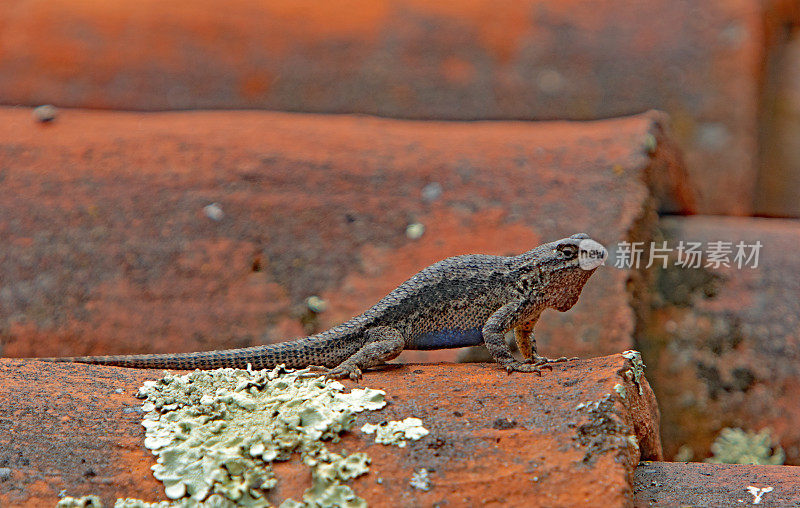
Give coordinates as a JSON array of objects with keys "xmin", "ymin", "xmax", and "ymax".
[
  {"xmin": 320, "ymin": 326, "xmax": 404, "ymax": 381},
  {"xmin": 484, "ymin": 302, "xmax": 552, "ymax": 375}
]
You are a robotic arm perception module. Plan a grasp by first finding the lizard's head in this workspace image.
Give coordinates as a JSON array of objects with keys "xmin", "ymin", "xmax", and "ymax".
[{"xmin": 524, "ymin": 233, "xmax": 607, "ymax": 312}]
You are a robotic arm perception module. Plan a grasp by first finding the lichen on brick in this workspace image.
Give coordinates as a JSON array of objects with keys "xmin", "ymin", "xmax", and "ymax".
[
  {"xmin": 705, "ymin": 428, "xmax": 785, "ymax": 465},
  {"xmin": 574, "ymin": 395, "xmax": 635, "ymax": 464},
  {"xmin": 56, "ymin": 495, "xmax": 103, "ymax": 508},
  {"xmin": 136, "ymin": 365, "xmax": 387, "ymax": 506},
  {"xmin": 361, "ymin": 417, "xmax": 429, "ymax": 447},
  {"xmin": 621, "ymin": 350, "xmax": 645, "ymax": 395},
  {"xmin": 409, "ymin": 468, "xmax": 432, "ymax": 492}
]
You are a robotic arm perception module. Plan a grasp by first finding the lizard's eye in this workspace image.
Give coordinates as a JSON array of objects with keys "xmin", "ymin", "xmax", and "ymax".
[{"xmin": 558, "ymin": 244, "xmax": 579, "ymax": 259}]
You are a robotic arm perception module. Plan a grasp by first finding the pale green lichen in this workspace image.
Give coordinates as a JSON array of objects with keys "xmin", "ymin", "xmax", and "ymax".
[
  {"xmin": 574, "ymin": 394, "xmax": 636, "ymax": 464},
  {"xmin": 613, "ymin": 383, "xmax": 627, "ymax": 400},
  {"xmin": 626, "ymin": 434, "xmax": 640, "ymax": 455},
  {"xmin": 114, "ymin": 499, "xmax": 173, "ymax": 507},
  {"xmin": 136, "ymin": 365, "xmax": 387, "ymax": 506},
  {"xmin": 57, "ymin": 496, "xmax": 103, "ymax": 508},
  {"xmin": 621, "ymin": 350, "xmax": 645, "ymax": 395},
  {"xmin": 361, "ymin": 418, "xmax": 429, "ymax": 448},
  {"xmin": 56, "ymin": 366, "xmax": 421, "ymax": 508},
  {"xmin": 705, "ymin": 428, "xmax": 785, "ymax": 465},
  {"xmin": 674, "ymin": 444, "xmax": 694, "ymax": 462},
  {"xmin": 643, "ymin": 133, "xmax": 658, "ymax": 154},
  {"xmin": 408, "ymin": 468, "xmax": 432, "ymax": 491}
]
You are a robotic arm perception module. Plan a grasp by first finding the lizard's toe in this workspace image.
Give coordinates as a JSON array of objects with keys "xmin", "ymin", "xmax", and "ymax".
[
  {"xmin": 323, "ymin": 369, "xmax": 344, "ymax": 380},
  {"xmin": 531, "ymin": 355, "xmax": 579, "ymax": 365},
  {"xmin": 297, "ymin": 365, "xmax": 331, "ymax": 378},
  {"xmin": 550, "ymin": 356, "xmax": 579, "ymax": 363},
  {"xmin": 504, "ymin": 361, "xmax": 552, "ymax": 376},
  {"xmin": 348, "ymin": 367, "xmax": 363, "ymax": 382},
  {"xmin": 323, "ymin": 363, "xmax": 362, "ymax": 381}
]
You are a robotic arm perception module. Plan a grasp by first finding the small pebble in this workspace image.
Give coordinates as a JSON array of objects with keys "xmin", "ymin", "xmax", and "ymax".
[
  {"xmin": 406, "ymin": 223, "xmax": 425, "ymax": 240},
  {"xmin": 33, "ymin": 104, "xmax": 58, "ymax": 123},
  {"xmin": 421, "ymin": 182, "xmax": 442, "ymax": 202},
  {"xmin": 203, "ymin": 203, "xmax": 224, "ymax": 221},
  {"xmin": 305, "ymin": 295, "xmax": 328, "ymax": 313},
  {"xmin": 0, "ymin": 467, "xmax": 12, "ymax": 481}
]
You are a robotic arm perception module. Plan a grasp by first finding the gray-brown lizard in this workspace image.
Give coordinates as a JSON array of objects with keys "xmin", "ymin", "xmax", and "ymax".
[{"xmin": 41, "ymin": 233, "xmax": 607, "ymax": 379}]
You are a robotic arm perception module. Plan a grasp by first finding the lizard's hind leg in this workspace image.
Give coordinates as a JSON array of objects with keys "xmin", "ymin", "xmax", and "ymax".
[{"xmin": 321, "ymin": 326, "xmax": 405, "ymax": 381}]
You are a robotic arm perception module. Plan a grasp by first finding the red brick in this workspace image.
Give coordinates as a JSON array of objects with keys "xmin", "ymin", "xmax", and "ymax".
[
  {"xmin": 1, "ymin": 0, "xmax": 794, "ymax": 214},
  {"xmin": 642, "ymin": 216, "xmax": 800, "ymax": 463},
  {"xmin": 0, "ymin": 354, "xmax": 661, "ymax": 507},
  {"xmin": 0, "ymin": 108, "xmax": 685, "ymax": 362},
  {"xmin": 634, "ymin": 461, "xmax": 800, "ymax": 507}
]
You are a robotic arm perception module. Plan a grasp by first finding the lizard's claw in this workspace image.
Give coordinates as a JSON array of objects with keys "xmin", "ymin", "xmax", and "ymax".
[{"xmin": 504, "ymin": 361, "xmax": 553, "ymax": 376}]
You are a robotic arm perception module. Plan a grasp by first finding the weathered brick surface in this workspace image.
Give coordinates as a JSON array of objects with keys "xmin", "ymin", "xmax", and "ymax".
[
  {"xmin": 0, "ymin": 354, "xmax": 661, "ymax": 507},
  {"xmin": 0, "ymin": 108, "xmax": 687, "ymax": 362},
  {"xmin": 641, "ymin": 216, "xmax": 800, "ymax": 463},
  {"xmin": 1, "ymin": 1, "xmax": 796, "ymax": 213},
  {"xmin": 634, "ymin": 461, "xmax": 800, "ymax": 507}
]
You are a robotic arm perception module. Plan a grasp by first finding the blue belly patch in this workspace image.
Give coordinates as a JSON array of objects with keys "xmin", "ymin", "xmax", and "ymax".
[{"xmin": 413, "ymin": 328, "xmax": 483, "ymax": 349}]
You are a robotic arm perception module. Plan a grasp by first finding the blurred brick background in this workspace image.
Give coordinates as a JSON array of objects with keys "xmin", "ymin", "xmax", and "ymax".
[
  {"xmin": 1, "ymin": 0, "xmax": 798, "ymax": 214},
  {"xmin": 1, "ymin": 0, "xmax": 800, "ymax": 479}
]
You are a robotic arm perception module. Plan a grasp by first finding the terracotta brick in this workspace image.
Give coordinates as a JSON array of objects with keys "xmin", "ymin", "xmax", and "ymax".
[
  {"xmin": 634, "ymin": 461, "xmax": 800, "ymax": 507},
  {"xmin": 0, "ymin": 354, "xmax": 661, "ymax": 507},
  {"xmin": 641, "ymin": 216, "xmax": 800, "ymax": 463},
  {"xmin": 0, "ymin": 108, "xmax": 686, "ymax": 362},
  {"xmin": 1, "ymin": 0, "xmax": 794, "ymax": 214}
]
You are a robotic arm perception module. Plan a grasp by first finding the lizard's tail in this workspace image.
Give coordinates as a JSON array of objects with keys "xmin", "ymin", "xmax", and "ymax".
[{"xmin": 36, "ymin": 336, "xmax": 349, "ymax": 370}]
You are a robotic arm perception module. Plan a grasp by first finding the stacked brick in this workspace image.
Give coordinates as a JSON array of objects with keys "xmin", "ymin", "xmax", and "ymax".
[{"xmin": 1, "ymin": 0, "xmax": 800, "ymax": 505}]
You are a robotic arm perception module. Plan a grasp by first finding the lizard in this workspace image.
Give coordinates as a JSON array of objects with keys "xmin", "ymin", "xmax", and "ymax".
[{"xmin": 40, "ymin": 233, "xmax": 607, "ymax": 380}]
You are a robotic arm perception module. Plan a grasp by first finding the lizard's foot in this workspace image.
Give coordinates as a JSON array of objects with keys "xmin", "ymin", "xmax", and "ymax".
[{"xmin": 503, "ymin": 360, "xmax": 553, "ymax": 376}]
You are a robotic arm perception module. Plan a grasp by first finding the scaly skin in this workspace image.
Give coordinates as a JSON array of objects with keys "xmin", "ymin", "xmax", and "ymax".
[{"xmin": 40, "ymin": 234, "xmax": 606, "ymax": 379}]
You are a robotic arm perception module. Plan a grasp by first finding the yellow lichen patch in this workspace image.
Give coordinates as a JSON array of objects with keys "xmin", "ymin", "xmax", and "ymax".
[
  {"xmin": 621, "ymin": 350, "xmax": 645, "ymax": 395},
  {"xmin": 705, "ymin": 428, "xmax": 785, "ymax": 465},
  {"xmin": 136, "ymin": 365, "xmax": 386, "ymax": 506},
  {"xmin": 56, "ymin": 496, "xmax": 103, "ymax": 507},
  {"xmin": 360, "ymin": 418, "xmax": 429, "ymax": 448}
]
